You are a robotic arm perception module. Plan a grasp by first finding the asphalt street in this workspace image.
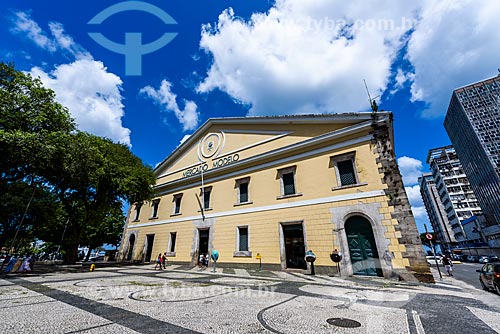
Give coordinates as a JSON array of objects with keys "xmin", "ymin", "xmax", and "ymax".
[{"xmin": 1, "ymin": 264, "xmax": 499, "ymax": 334}]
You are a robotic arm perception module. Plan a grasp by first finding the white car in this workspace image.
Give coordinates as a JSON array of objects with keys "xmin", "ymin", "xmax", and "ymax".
[
  {"xmin": 426, "ymin": 256, "xmax": 443, "ymax": 266},
  {"xmin": 478, "ymin": 256, "xmax": 489, "ymax": 264}
]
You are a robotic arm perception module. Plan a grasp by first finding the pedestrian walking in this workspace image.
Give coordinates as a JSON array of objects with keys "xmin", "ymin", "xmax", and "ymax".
[
  {"xmin": 0, "ymin": 254, "xmax": 11, "ymax": 272},
  {"xmin": 18, "ymin": 256, "xmax": 32, "ymax": 273},
  {"xmin": 154, "ymin": 253, "xmax": 163, "ymax": 270},
  {"xmin": 4, "ymin": 255, "xmax": 17, "ymax": 273},
  {"xmin": 162, "ymin": 253, "xmax": 167, "ymax": 269},
  {"xmin": 199, "ymin": 253, "xmax": 204, "ymax": 268},
  {"xmin": 442, "ymin": 254, "xmax": 453, "ymax": 276}
]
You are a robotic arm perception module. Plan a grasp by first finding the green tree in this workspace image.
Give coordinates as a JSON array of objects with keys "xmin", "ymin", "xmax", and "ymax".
[
  {"xmin": 0, "ymin": 62, "xmax": 74, "ymax": 251},
  {"xmin": 1, "ymin": 63, "xmax": 156, "ymax": 262},
  {"xmin": 42, "ymin": 132, "xmax": 156, "ymax": 263}
]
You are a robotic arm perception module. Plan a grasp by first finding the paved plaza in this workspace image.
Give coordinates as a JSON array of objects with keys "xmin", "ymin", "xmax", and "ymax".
[{"xmin": 1, "ymin": 264, "xmax": 499, "ymax": 334}]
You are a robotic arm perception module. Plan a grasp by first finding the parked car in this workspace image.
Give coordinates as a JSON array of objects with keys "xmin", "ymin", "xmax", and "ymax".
[
  {"xmin": 89, "ymin": 255, "xmax": 104, "ymax": 262},
  {"xmin": 479, "ymin": 255, "xmax": 490, "ymax": 264},
  {"xmin": 477, "ymin": 263, "xmax": 500, "ymax": 294},
  {"xmin": 488, "ymin": 256, "xmax": 499, "ymax": 263},
  {"xmin": 467, "ymin": 255, "xmax": 478, "ymax": 263},
  {"xmin": 426, "ymin": 256, "xmax": 442, "ymax": 266}
]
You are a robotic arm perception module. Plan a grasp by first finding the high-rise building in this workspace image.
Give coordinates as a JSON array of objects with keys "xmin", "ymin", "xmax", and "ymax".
[
  {"xmin": 423, "ymin": 146, "xmax": 482, "ymax": 249},
  {"xmin": 444, "ymin": 73, "xmax": 500, "ymax": 247},
  {"xmin": 418, "ymin": 172, "xmax": 457, "ymax": 250}
]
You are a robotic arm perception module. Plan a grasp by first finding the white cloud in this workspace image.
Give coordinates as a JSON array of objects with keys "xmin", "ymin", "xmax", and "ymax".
[
  {"xmin": 11, "ymin": 11, "xmax": 56, "ymax": 52},
  {"xmin": 397, "ymin": 156, "xmax": 423, "ymax": 186},
  {"xmin": 30, "ymin": 59, "xmax": 131, "ymax": 146},
  {"xmin": 407, "ymin": 0, "xmax": 500, "ymax": 118},
  {"xmin": 197, "ymin": 2, "xmax": 419, "ymax": 115},
  {"xmin": 140, "ymin": 80, "xmax": 199, "ymax": 131},
  {"xmin": 11, "ymin": 11, "xmax": 90, "ymax": 59},
  {"xmin": 406, "ymin": 184, "xmax": 428, "ymax": 232},
  {"xmin": 11, "ymin": 12, "xmax": 131, "ymax": 146},
  {"xmin": 47, "ymin": 22, "xmax": 91, "ymax": 59},
  {"xmin": 197, "ymin": 1, "xmax": 500, "ymax": 118},
  {"xmin": 398, "ymin": 157, "xmax": 428, "ymax": 231}
]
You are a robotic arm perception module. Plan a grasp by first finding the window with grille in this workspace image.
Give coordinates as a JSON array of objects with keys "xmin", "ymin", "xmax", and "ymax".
[
  {"xmin": 282, "ymin": 172, "xmax": 296, "ymax": 195},
  {"xmin": 337, "ymin": 159, "xmax": 356, "ymax": 186}
]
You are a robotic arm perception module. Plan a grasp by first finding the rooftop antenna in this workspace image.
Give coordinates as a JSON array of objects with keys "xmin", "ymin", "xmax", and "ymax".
[{"xmin": 364, "ymin": 79, "xmax": 379, "ymax": 112}]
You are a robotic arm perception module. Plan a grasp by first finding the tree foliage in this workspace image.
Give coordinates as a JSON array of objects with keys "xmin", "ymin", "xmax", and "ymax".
[{"xmin": 0, "ymin": 62, "xmax": 156, "ymax": 262}]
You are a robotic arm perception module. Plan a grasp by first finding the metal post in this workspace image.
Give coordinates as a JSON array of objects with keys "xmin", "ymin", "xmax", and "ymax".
[{"xmin": 425, "ymin": 224, "xmax": 442, "ymax": 280}]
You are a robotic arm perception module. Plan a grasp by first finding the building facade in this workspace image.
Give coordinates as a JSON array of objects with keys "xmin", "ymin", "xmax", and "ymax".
[
  {"xmin": 444, "ymin": 74, "xmax": 500, "ymax": 246},
  {"xmin": 118, "ymin": 113, "xmax": 431, "ymax": 281},
  {"xmin": 424, "ymin": 146, "xmax": 483, "ymax": 247},
  {"xmin": 418, "ymin": 172, "xmax": 457, "ymax": 250}
]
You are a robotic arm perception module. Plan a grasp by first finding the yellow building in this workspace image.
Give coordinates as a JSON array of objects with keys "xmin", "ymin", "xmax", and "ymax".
[{"xmin": 118, "ymin": 113, "xmax": 432, "ymax": 282}]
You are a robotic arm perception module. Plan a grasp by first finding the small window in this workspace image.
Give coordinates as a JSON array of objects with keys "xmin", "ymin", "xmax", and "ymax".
[
  {"xmin": 151, "ymin": 199, "xmax": 160, "ymax": 218},
  {"xmin": 200, "ymin": 187, "xmax": 212, "ymax": 210},
  {"xmin": 238, "ymin": 227, "xmax": 248, "ymax": 251},
  {"xmin": 173, "ymin": 194, "xmax": 183, "ymax": 215},
  {"xmin": 332, "ymin": 153, "xmax": 359, "ymax": 187},
  {"xmin": 235, "ymin": 177, "xmax": 250, "ymax": 204},
  {"xmin": 282, "ymin": 172, "xmax": 295, "ymax": 195},
  {"xmin": 169, "ymin": 232, "xmax": 177, "ymax": 253},
  {"xmin": 239, "ymin": 182, "xmax": 249, "ymax": 203},
  {"xmin": 337, "ymin": 160, "xmax": 356, "ymax": 186},
  {"xmin": 278, "ymin": 166, "xmax": 298, "ymax": 197},
  {"xmin": 134, "ymin": 203, "xmax": 142, "ymax": 221}
]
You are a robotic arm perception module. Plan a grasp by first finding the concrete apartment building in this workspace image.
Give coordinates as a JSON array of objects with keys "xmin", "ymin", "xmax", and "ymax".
[
  {"xmin": 444, "ymin": 73, "xmax": 500, "ymax": 248},
  {"xmin": 117, "ymin": 113, "xmax": 430, "ymax": 281},
  {"xmin": 418, "ymin": 172, "xmax": 457, "ymax": 251},
  {"xmin": 420, "ymin": 146, "xmax": 482, "ymax": 252}
]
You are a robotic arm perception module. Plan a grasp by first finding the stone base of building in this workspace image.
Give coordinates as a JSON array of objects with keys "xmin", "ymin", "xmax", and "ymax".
[{"xmin": 397, "ymin": 266, "xmax": 435, "ymax": 284}]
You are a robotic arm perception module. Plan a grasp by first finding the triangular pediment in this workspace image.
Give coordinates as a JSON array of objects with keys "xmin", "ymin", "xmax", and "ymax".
[{"xmin": 155, "ymin": 113, "xmax": 391, "ymax": 183}]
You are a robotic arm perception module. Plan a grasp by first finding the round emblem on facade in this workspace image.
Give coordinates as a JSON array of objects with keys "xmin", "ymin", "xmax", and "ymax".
[{"xmin": 198, "ymin": 131, "xmax": 225, "ymax": 160}]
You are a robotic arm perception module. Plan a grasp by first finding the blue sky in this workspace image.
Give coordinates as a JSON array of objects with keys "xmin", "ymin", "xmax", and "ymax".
[{"xmin": 1, "ymin": 0, "xmax": 499, "ymax": 233}]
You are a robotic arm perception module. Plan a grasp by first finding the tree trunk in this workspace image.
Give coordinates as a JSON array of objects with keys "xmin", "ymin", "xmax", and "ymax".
[{"xmin": 63, "ymin": 243, "xmax": 79, "ymax": 264}]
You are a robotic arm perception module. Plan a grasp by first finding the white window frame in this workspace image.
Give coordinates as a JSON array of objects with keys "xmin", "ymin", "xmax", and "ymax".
[
  {"xmin": 235, "ymin": 177, "xmax": 251, "ymax": 205},
  {"xmin": 172, "ymin": 193, "xmax": 183, "ymax": 215},
  {"xmin": 166, "ymin": 232, "xmax": 177, "ymax": 256},
  {"xmin": 277, "ymin": 165, "xmax": 302, "ymax": 199},
  {"xmin": 150, "ymin": 199, "xmax": 160, "ymax": 219},
  {"xmin": 234, "ymin": 225, "xmax": 252, "ymax": 257},
  {"xmin": 200, "ymin": 186, "xmax": 213, "ymax": 211},
  {"xmin": 331, "ymin": 152, "xmax": 364, "ymax": 189}
]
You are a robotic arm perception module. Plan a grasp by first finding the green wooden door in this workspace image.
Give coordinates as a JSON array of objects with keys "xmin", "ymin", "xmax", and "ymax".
[{"xmin": 346, "ymin": 216, "xmax": 382, "ymax": 276}]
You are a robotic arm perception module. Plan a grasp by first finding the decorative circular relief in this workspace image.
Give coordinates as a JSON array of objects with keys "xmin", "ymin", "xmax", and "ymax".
[{"xmin": 198, "ymin": 131, "xmax": 224, "ymax": 160}]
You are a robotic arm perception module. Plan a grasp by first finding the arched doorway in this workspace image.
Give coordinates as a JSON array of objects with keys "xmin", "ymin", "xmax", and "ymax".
[
  {"xmin": 345, "ymin": 215, "xmax": 382, "ymax": 277},
  {"xmin": 127, "ymin": 234, "xmax": 135, "ymax": 261}
]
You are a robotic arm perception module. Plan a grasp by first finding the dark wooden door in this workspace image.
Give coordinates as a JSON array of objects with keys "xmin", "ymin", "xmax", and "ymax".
[{"xmin": 346, "ymin": 216, "xmax": 382, "ymax": 276}]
